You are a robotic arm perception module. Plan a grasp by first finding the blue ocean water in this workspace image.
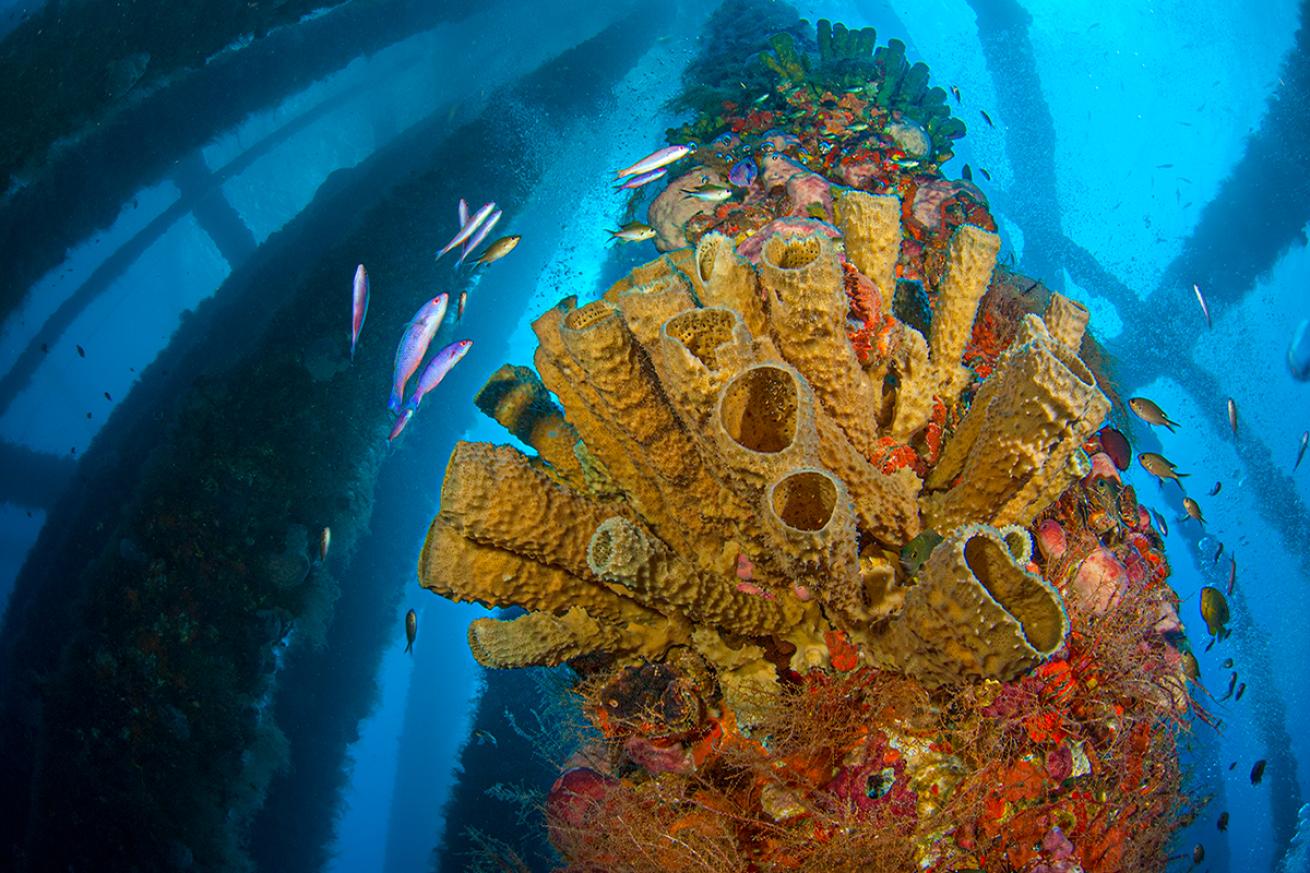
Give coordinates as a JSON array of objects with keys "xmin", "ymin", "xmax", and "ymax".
[{"xmin": 0, "ymin": 0, "xmax": 1306, "ymax": 870}]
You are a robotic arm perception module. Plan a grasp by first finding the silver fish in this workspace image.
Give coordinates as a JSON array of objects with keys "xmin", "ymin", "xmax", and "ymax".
[
  {"xmin": 436, "ymin": 201, "xmax": 495, "ymax": 259},
  {"xmin": 1296, "ymin": 430, "xmax": 1308, "ymax": 472},
  {"xmin": 615, "ymin": 144, "xmax": 692, "ymax": 179},
  {"xmin": 1193, "ymin": 283, "xmax": 1211, "ymax": 328},
  {"xmin": 1226, "ymin": 397, "xmax": 1238, "ymax": 437},
  {"xmin": 459, "ymin": 209, "xmax": 502, "ymax": 266}
]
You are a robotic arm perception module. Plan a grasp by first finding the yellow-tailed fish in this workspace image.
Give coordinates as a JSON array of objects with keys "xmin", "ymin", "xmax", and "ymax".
[
  {"xmin": 1183, "ymin": 497, "xmax": 1205, "ymax": 524},
  {"xmin": 1138, "ymin": 452, "xmax": 1188, "ymax": 483},
  {"xmin": 683, "ymin": 181, "xmax": 732, "ymax": 202},
  {"xmin": 608, "ymin": 222, "xmax": 656, "ymax": 243},
  {"xmin": 475, "ymin": 235, "xmax": 520, "ymax": 266},
  {"xmin": 1199, "ymin": 585, "xmax": 1230, "ymax": 639},
  {"xmin": 404, "ymin": 608, "xmax": 417, "ymax": 653},
  {"xmin": 1128, "ymin": 397, "xmax": 1180, "ymax": 431}
]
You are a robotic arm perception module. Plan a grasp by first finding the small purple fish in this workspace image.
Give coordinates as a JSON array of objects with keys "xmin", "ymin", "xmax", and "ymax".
[
  {"xmin": 351, "ymin": 264, "xmax": 369, "ymax": 361},
  {"xmin": 436, "ymin": 202, "xmax": 495, "ymax": 259},
  {"xmin": 388, "ymin": 408, "xmax": 414, "ymax": 442},
  {"xmin": 615, "ymin": 168, "xmax": 667, "ymax": 190},
  {"xmin": 728, "ymin": 157, "xmax": 758, "ymax": 188},
  {"xmin": 459, "ymin": 209, "xmax": 502, "ymax": 266},
  {"xmin": 406, "ymin": 339, "xmax": 473, "ymax": 411},
  {"xmin": 389, "ymin": 295, "xmax": 448, "ymax": 412}
]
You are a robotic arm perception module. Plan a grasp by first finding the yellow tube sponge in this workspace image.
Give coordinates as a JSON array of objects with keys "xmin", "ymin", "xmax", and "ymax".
[
  {"xmin": 609, "ymin": 272, "xmax": 697, "ymax": 353},
  {"xmin": 759, "ymin": 231, "xmax": 880, "ymax": 458},
  {"xmin": 560, "ymin": 301, "xmax": 703, "ymax": 489},
  {"xmin": 468, "ymin": 607, "xmax": 621, "ymax": 668},
  {"xmin": 656, "ymin": 307, "xmax": 757, "ymax": 432},
  {"xmin": 833, "ymin": 190, "xmax": 902, "ymax": 313},
  {"xmin": 887, "ymin": 323, "xmax": 933, "ymax": 442},
  {"xmin": 473, "ymin": 365, "xmax": 584, "ymax": 485},
  {"xmin": 438, "ymin": 440, "xmax": 621, "ymax": 581},
  {"xmin": 765, "ymin": 468, "xmax": 865, "ymax": 628},
  {"xmin": 1043, "ymin": 292, "xmax": 1090, "ymax": 350},
  {"xmin": 811, "ymin": 406, "xmax": 922, "ymax": 547},
  {"xmin": 923, "ymin": 316, "xmax": 1109, "ymax": 530},
  {"xmin": 419, "ymin": 516, "xmax": 652, "ymax": 627},
  {"xmin": 927, "ymin": 224, "xmax": 1002, "ymax": 402},
  {"xmin": 868, "ymin": 524, "xmax": 1068, "ymax": 685},
  {"xmin": 587, "ymin": 516, "xmax": 802, "ymax": 636},
  {"xmin": 694, "ymin": 232, "xmax": 768, "ymax": 339}
]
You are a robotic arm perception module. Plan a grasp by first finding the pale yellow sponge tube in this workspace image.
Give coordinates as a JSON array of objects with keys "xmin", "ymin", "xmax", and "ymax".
[
  {"xmin": 587, "ymin": 516, "xmax": 802, "ymax": 636},
  {"xmin": 467, "ymin": 608, "xmax": 621, "ymax": 668},
  {"xmin": 833, "ymin": 190, "xmax": 902, "ymax": 313},
  {"xmin": 1044, "ymin": 292, "xmax": 1090, "ymax": 350},
  {"xmin": 655, "ymin": 307, "xmax": 756, "ymax": 431},
  {"xmin": 420, "ymin": 516, "xmax": 652, "ymax": 627},
  {"xmin": 927, "ymin": 224, "xmax": 1002, "ymax": 401},
  {"xmin": 867, "ymin": 524, "xmax": 1069, "ymax": 685},
  {"xmin": 759, "ymin": 231, "xmax": 881, "ymax": 459},
  {"xmin": 764, "ymin": 468, "xmax": 865, "ymax": 628},
  {"xmin": 694, "ymin": 232, "xmax": 768, "ymax": 339},
  {"xmin": 607, "ymin": 272, "xmax": 696, "ymax": 353},
  {"xmin": 437, "ymin": 440, "xmax": 620, "ymax": 582},
  {"xmin": 923, "ymin": 317, "xmax": 1109, "ymax": 530}
]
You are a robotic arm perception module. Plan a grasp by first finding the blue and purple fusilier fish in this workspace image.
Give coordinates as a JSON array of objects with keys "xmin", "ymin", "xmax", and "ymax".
[
  {"xmin": 350, "ymin": 264, "xmax": 369, "ymax": 361},
  {"xmin": 389, "ymin": 294, "xmax": 448, "ymax": 413},
  {"xmin": 405, "ymin": 339, "xmax": 473, "ymax": 412}
]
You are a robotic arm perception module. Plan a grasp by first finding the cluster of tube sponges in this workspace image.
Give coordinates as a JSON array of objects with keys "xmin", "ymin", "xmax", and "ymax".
[{"xmin": 419, "ymin": 190, "xmax": 1107, "ymax": 700}]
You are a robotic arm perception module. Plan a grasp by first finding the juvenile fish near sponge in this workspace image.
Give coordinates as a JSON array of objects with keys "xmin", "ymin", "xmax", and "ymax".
[
  {"xmin": 1129, "ymin": 397, "xmax": 1180, "ymax": 431},
  {"xmin": 1200, "ymin": 585, "xmax": 1230, "ymax": 640},
  {"xmin": 1139, "ymin": 452, "xmax": 1187, "ymax": 484},
  {"xmin": 609, "ymin": 222, "xmax": 656, "ymax": 243}
]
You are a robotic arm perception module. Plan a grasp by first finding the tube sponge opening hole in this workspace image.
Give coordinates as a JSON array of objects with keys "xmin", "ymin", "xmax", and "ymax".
[
  {"xmin": 763, "ymin": 234, "xmax": 822, "ymax": 270},
  {"xmin": 587, "ymin": 517, "xmax": 645, "ymax": 582},
  {"xmin": 771, "ymin": 470, "xmax": 837, "ymax": 532},
  {"xmin": 720, "ymin": 366, "xmax": 798, "ymax": 453},
  {"xmin": 563, "ymin": 300, "xmax": 617, "ymax": 332},
  {"xmin": 963, "ymin": 535, "xmax": 1065, "ymax": 654},
  {"xmin": 696, "ymin": 234, "xmax": 726, "ymax": 284},
  {"xmin": 666, "ymin": 309, "xmax": 735, "ymax": 370}
]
